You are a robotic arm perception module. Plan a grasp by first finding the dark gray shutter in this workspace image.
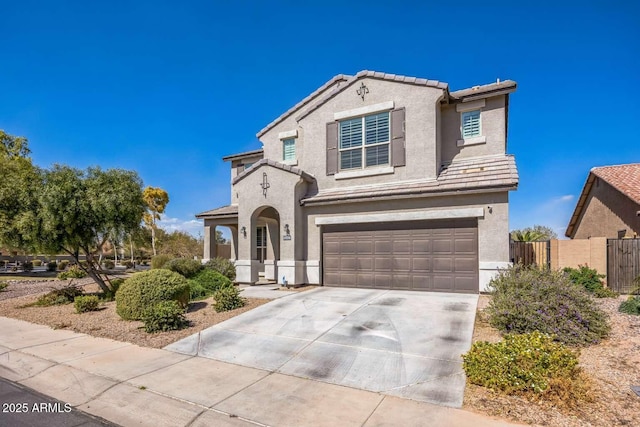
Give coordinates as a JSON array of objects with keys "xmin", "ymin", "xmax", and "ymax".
[
  {"xmin": 391, "ymin": 108, "xmax": 406, "ymax": 167},
  {"xmin": 326, "ymin": 121, "xmax": 338, "ymax": 175},
  {"xmin": 237, "ymin": 164, "xmax": 245, "ymax": 173}
]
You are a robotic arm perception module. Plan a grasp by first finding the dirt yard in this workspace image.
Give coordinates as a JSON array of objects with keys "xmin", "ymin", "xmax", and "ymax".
[
  {"xmin": 1, "ymin": 278, "xmax": 639, "ymax": 425},
  {"xmin": 464, "ymin": 295, "xmax": 640, "ymax": 427}
]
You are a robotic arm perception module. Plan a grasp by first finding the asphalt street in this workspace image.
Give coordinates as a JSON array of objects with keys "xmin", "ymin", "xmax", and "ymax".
[{"xmin": 0, "ymin": 377, "xmax": 117, "ymax": 427}]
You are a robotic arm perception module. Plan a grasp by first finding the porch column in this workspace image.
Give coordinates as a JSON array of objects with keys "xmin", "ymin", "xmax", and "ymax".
[
  {"xmin": 203, "ymin": 225, "xmax": 217, "ymax": 261},
  {"xmin": 229, "ymin": 226, "xmax": 238, "ymax": 261}
]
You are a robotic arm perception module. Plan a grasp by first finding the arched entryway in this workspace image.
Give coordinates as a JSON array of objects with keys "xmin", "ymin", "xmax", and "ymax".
[{"xmin": 251, "ymin": 206, "xmax": 280, "ymax": 282}]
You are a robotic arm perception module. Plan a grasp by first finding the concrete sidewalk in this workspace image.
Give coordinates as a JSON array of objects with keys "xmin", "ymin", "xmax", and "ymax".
[{"xmin": 0, "ymin": 316, "xmax": 520, "ymax": 427}]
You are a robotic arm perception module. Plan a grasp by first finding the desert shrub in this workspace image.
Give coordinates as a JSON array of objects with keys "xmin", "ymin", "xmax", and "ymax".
[
  {"xmin": 122, "ymin": 260, "xmax": 134, "ymax": 269},
  {"xmin": 22, "ymin": 261, "xmax": 33, "ymax": 272},
  {"xmin": 563, "ymin": 265, "xmax": 616, "ymax": 298},
  {"xmin": 32, "ymin": 259, "xmax": 42, "ymax": 267},
  {"xmin": 463, "ymin": 331, "xmax": 581, "ymax": 395},
  {"xmin": 57, "ymin": 265, "xmax": 87, "ymax": 280},
  {"xmin": 74, "ymin": 295, "xmax": 100, "ymax": 313},
  {"xmin": 102, "ymin": 259, "xmax": 115, "ymax": 269},
  {"xmin": 0, "ymin": 282, "xmax": 7, "ymax": 292},
  {"xmin": 35, "ymin": 285, "xmax": 84, "ymax": 306},
  {"xmin": 46, "ymin": 261, "xmax": 57, "ymax": 272},
  {"xmin": 164, "ymin": 258, "xmax": 203, "ymax": 279},
  {"xmin": 213, "ymin": 286, "xmax": 245, "ymax": 312},
  {"xmin": 151, "ymin": 254, "xmax": 171, "ymax": 269},
  {"xmin": 57, "ymin": 260, "xmax": 69, "ymax": 271},
  {"xmin": 188, "ymin": 280, "xmax": 209, "ymax": 300},
  {"xmin": 487, "ymin": 266, "xmax": 610, "ymax": 346},
  {"xmin": 619, "ymin": 296, "xmax": 640, "ymax": 315},
  {"xmin": 204, "ymin": 258, "xmax": 236, "ymax": 281},
  {"xmin": 141, "ymin": 300, "xmax": 188, "ymax": 333},
  {"xmin": 115, "ymin": 269, "xmax": 190, "ymax": 320},
  {"xmin": 193, "ymin": 269, "xmax": 232, "ymax": 292}
]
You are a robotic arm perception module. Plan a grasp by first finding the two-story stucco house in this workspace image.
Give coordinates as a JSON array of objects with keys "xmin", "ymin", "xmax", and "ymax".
[{"xmin": 197, "ymin": 70, "xmax": 518, "ymax": 293}]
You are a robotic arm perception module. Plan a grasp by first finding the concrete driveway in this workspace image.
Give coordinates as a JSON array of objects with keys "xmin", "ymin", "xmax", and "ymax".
[{"xmin": 166, "ymin": 287, "xmax": 478, "ymax": 408}]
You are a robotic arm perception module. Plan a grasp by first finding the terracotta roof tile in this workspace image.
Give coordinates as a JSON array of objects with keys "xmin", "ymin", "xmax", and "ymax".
[{"xmin": 591, "ymin": 164, "xmax": 640, "ymax": 204}]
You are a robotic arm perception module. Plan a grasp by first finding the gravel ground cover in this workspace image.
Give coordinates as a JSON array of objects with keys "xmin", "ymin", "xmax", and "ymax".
[
  {"xmin": 0, "ymin": 277, "xmax": 270, "ymax": 348},
  {"xmin": 464, "ymin": 295, "xmax": 640, "ymax": 426}
]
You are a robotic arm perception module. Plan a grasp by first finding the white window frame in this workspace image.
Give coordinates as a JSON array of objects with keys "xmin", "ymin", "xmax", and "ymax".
[
  {"xmin": 282, "ymin": 138, "xmax": 296, "ymax": 162},
  {"xmin": 279, "ymin": 129, "xmax": 298, "ymax": 165},
  {"xmin": 456, "ymin": 99, "xmax": 486, "ymax": 146},
  {"xmin": 338, "ymin": 111, "xmax": 390, "ymax": 171}
]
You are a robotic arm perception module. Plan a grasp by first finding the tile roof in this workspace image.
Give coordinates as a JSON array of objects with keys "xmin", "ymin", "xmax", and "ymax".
[
  {"xmin": 256, "ymin": 74, "xmax": 351, "ymax": 138},
  {"xmin": 222, "ymin": 149, "xmax": 264, "ymax": 162},
  {"xmin": 565, "ymin": 163, "xmax": 640, "ymax": 237},
  {"xmin": 449, "ymin": 80, "xmax": 517, "ymax": 101},
  {"xmin": 301, "ymin": 155, "xmax": 518, "ymax": 205},
  {"xmin": 591, "ymin": 164, "xmax": 640, "ymax": 205},
  {"xmin": 195, "ymin": 204, "xmax": 238, "ymax": 219},
  {"xmin": 295, "ymin": 70, "xmax": 449, "ymax": 122},
  {"xmin": 232, "ymin": 158, "xmax": 315, "ymax": 185}
]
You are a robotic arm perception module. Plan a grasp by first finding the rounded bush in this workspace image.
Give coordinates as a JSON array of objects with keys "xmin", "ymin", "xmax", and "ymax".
[
  {"xmin": 463, "ymin": 331, "xmax": 580, "ymax": 394},
  {"xmin": 22, "ymin": 261, "xmax": 33, "ymax": 272},
  {"xmin": 487, "ymin": 266, "xmax": 610, "ymax": 346},
  {"xmin": 32, "ymin": 259, "xmax": 43, "ymax": 267},
  {"xmin": 57, "ymin": 260, "xmax": 69, "ymax": 271},
  {"xmin": 164, "ymin": 258, "xmax": 203, "ymax": 279},
  {"xmin": 188, "ymin": 280, "xmax": 208, "ymax": 300},
  {"xmin": 115, "ymin": 270, "xmax": 190, "ymax": 320},
  {"xmin": 193, "ymin": 269, "xmax": 232, "ymax": 292},
  {"xmin": 46, "ymin": 261, "xmax": 57, "ymax": 272},
  {"xmin": 151, "ymin": 254, "xmax": 171, "ymax": 269},
  {"xmin": 57, "ymin": 265, "xmax": 87, "ymax": 280},
  {"xmin": 213, "ymin": 286, "xmax": 245, "ymax": 312},
  {"xmin": 204, "ymin": 258, "xmax": 236, "ymax": 281},
  {"xmin": 142, "ymin": 300, "xmax": 188, "ymax": 333},
  {"xmin": 102, "ymin": 259, "xmax": 115, "ymax": 269},
  {"xmin": 74, "ymin": 295, "xmax": 100, "ymax": 313}
]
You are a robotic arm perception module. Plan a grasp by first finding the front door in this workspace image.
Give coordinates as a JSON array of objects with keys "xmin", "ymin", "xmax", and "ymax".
[{"xmin": 256, "ymin": 226, "xmax": 267, "ymax": 263}]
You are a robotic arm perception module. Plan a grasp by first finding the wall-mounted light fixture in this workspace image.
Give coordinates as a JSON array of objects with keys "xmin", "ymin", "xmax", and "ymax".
[
  {"xmin": 240, "ymin": 226, "xmax": 247, "ymax": 237},
  {"xmin": 487, "ymin": 205, "xmax": 493, "ymax": 214},
  {"xmin": 284, "ymin": 224, "xmax": 290, "ymax": 235}
]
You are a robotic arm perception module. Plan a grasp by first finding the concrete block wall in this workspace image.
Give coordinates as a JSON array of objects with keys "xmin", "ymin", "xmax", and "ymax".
[{"xmin": 550, "ymin": 237, "xmax": 608, "ymax": 280}]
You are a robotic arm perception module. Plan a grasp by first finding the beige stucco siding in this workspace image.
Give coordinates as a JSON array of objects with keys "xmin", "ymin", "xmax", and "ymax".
[
  {"xmin": 304, "ymin": 192, "xmax": 510, "ymax": 267},
  {"xmin": 260, "ymin": 78, "xmax": 446, "ymax": 188},
  {"xmin": 440, "ymin": 96, "xmax": 507, "ymax": 164},
  {"xmin": 573, "ymin": 179, "xmax": 640, "ymax": 238}
]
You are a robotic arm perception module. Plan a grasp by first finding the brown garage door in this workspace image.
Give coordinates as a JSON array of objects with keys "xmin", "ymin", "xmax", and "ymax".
[{"xmin": 322, "ymin": 219, "xmax": 478, "ymax": 293}]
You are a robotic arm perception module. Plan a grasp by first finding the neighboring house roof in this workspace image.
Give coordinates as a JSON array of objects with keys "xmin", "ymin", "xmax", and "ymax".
[
  {"xmin": 301, "ymin": 155, "xmax": 518, "ymax": 205},
  {"xmin": 222, "ymin": 149, "xmax": 264, "ymax": 162},
  {"xmin": 566, "ymin": 163, "xmax": 640, "ymax": 237},
  {"xmin": 195, "ymin": 204, "xmax": 238, "ymax": 219},
  {"xmin": 232, "ymin": 158, "xmax": 315, "ymax": 185}
]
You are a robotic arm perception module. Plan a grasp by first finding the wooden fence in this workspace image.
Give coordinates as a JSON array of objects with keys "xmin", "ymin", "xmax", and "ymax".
[
  {"xmin": 510, "ymin": 240, "xmax": 551, "ymax": 268},
  {"xmin": 607, "ymin": 238, "xmax": 640, "ymax": 293}
]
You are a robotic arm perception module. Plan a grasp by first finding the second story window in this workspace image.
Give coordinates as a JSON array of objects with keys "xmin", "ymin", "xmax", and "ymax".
[
  {"xmin": 339, "ymin": 112, "xmax": 390, "ymax": 170},
  {"xmin": 282, "ymin": 138, "xmax": 296, "ymax": 162},
  {"xmin": 461, "ymin": 110, "xmax": 481, "ymax": 138}
]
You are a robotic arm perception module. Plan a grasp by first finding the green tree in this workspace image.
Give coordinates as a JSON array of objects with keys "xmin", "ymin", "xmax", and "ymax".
[
  {"xmin": 142, "ymin": 186, "xmax": 169, "ymax": 256},
  {"xmin": 0, "ymin": 130, "xmax": 31, "ymax": 159},
  {"xmin": 510, "ymin": 225, "xmax": 558, "ymax": 242},
  {"xmin": 156, "ymin": 229, "xmax": 203, "ymax": 258},
  {"xmin": 30, "ymin": 165, "xmax": 146, "ymax": 292},
  {"xmin": 216, "ymin": 229, "xmax": 227, "ymax": 244},
  {"xmin": 0, "ymin": 131, "xmax": 40, "ymax": 252}
]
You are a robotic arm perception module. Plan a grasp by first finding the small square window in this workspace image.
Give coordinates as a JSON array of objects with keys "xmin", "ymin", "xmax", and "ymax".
[
  {"xmin": 283, "ymin": 138, "xmax": 296, "ymax": 161},
  {"xmin": 461, "ymin": 110, "xmax": 481, "ymax": 138}
]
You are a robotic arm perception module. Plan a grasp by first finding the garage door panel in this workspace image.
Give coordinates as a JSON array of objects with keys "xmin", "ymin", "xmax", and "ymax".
[
  {"xmin": 412, "ymin": 257, "xmax": 431, "ymax": 272},
  {"xmin": 323, "ymin": 220, "xmax": 478, "ymax": 293},
  {"xmin": 433, "ymin": 257, "xmax": 453, "ymax": 272}
]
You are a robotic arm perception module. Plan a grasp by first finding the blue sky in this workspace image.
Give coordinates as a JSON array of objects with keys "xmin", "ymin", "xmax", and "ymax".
[{"xmin": 2, "ymin": 1, "xmax": 638, "ymax": 239}]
